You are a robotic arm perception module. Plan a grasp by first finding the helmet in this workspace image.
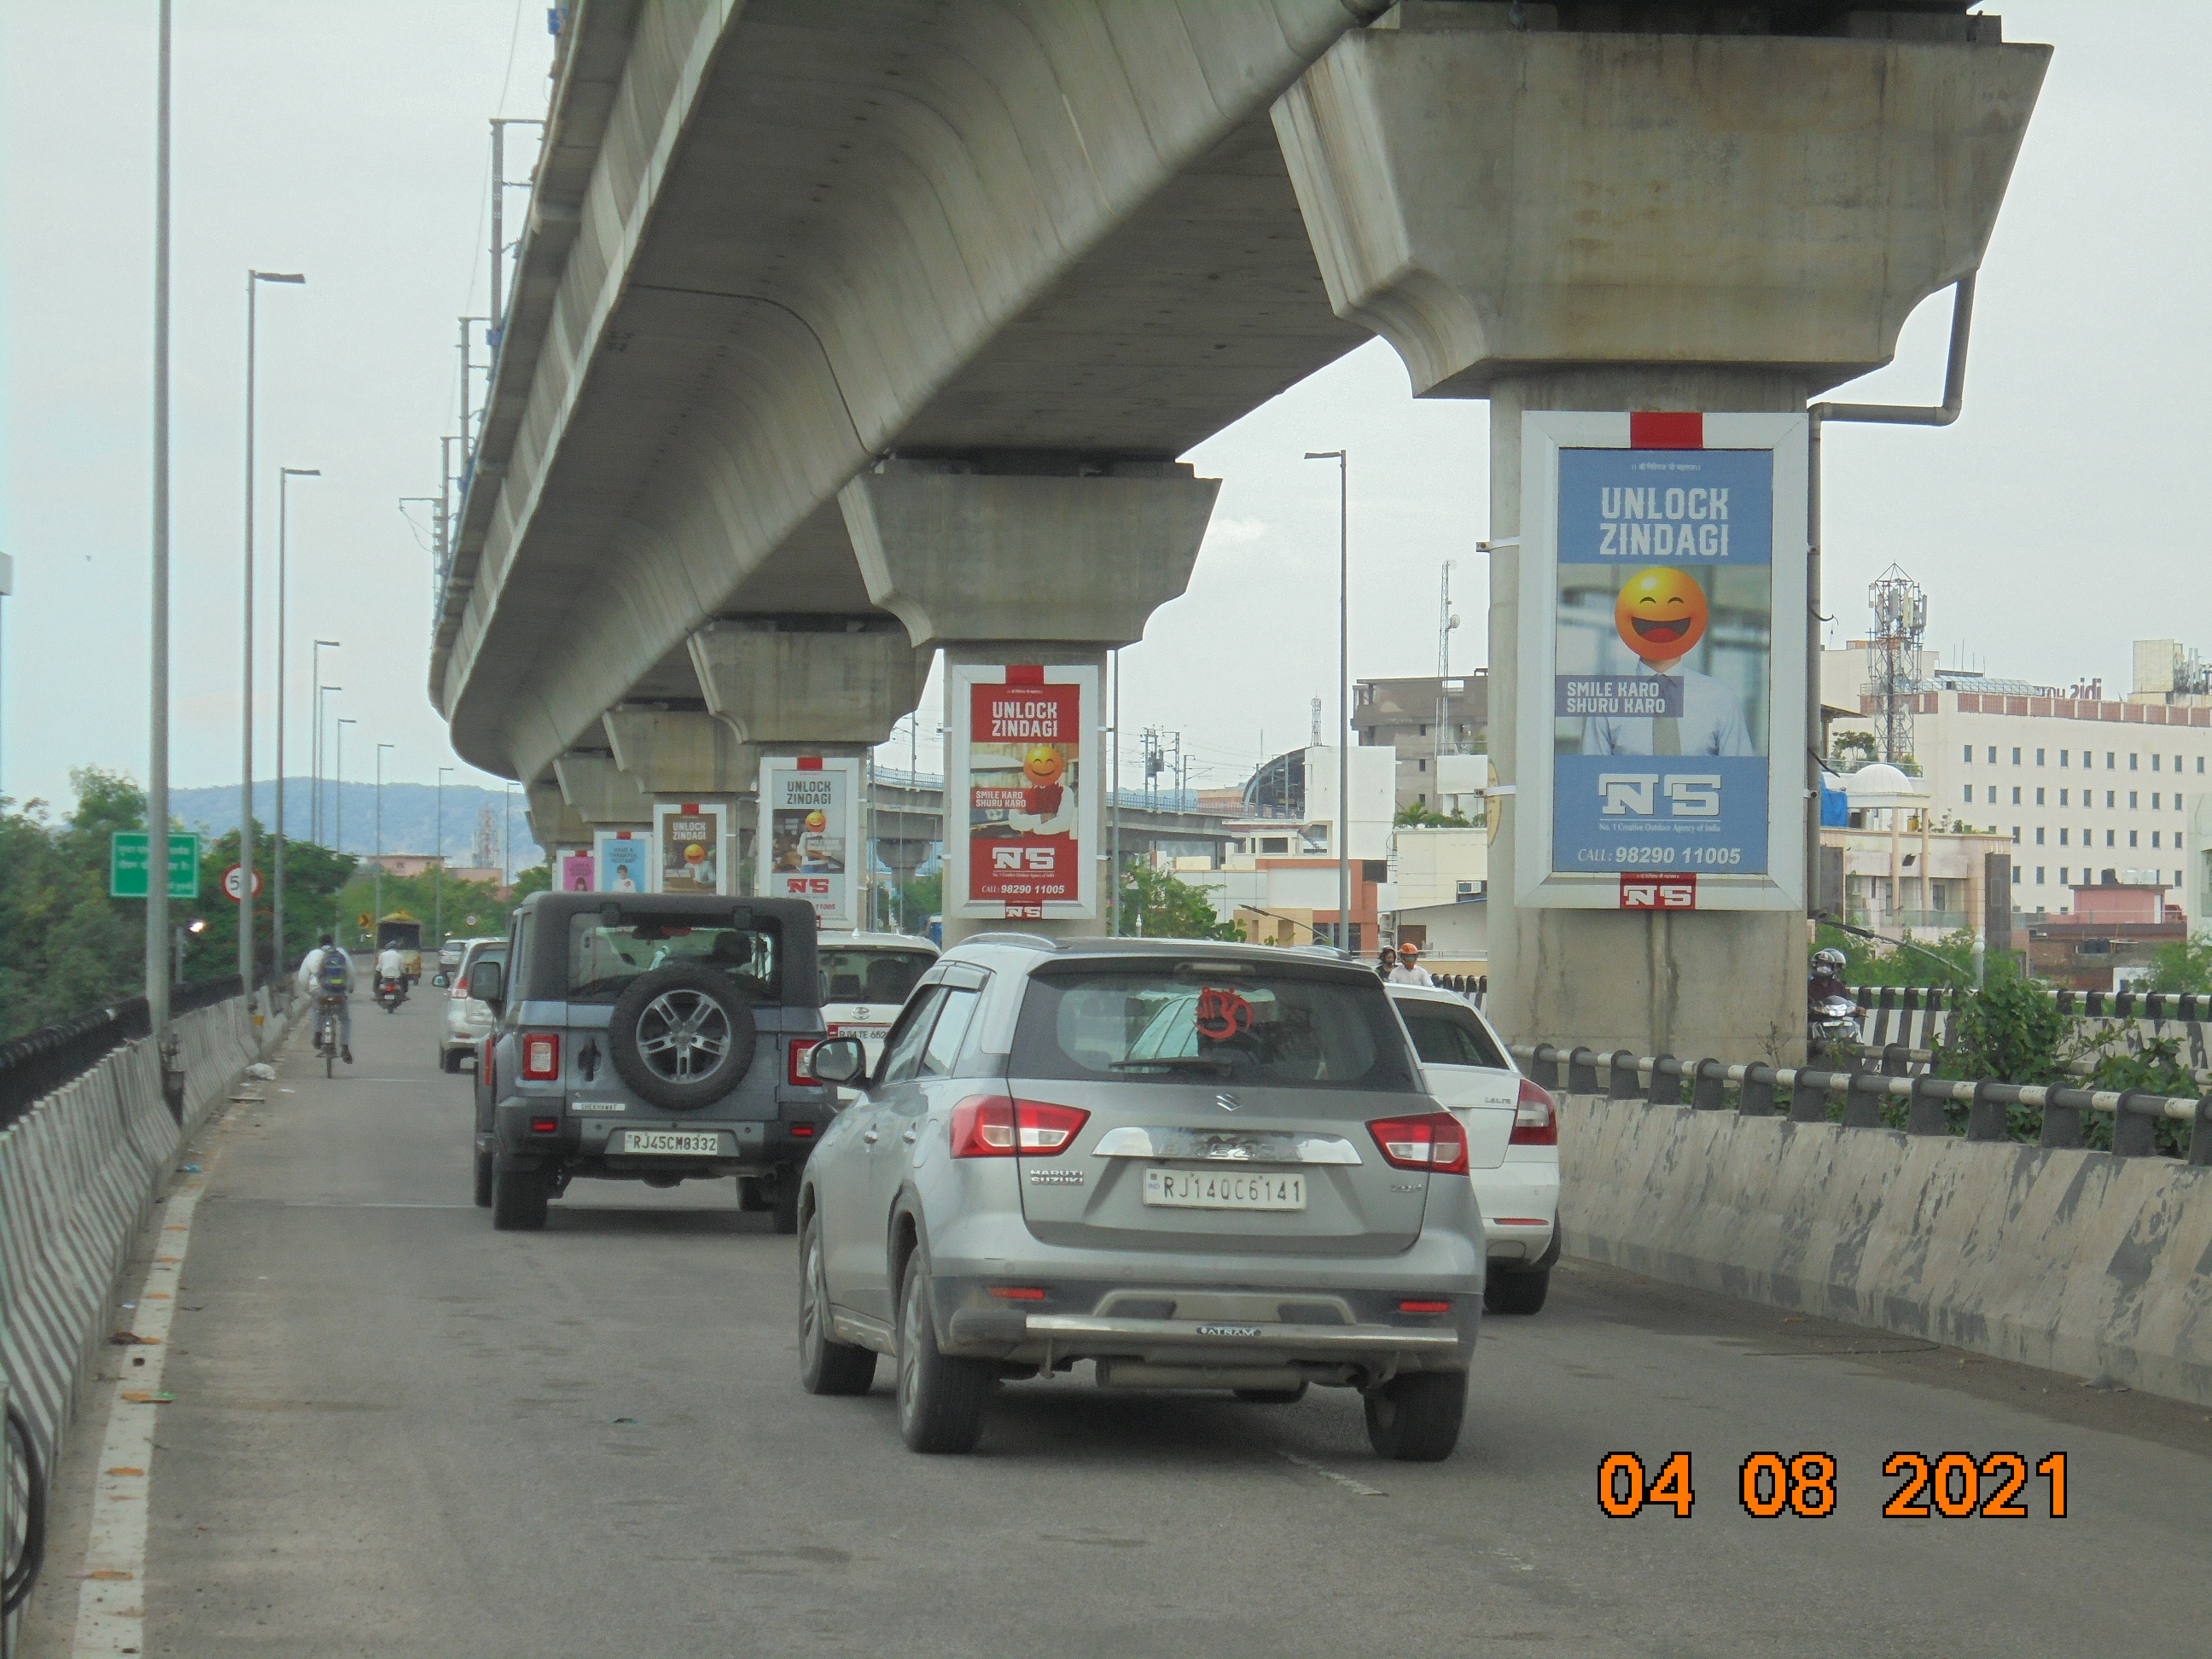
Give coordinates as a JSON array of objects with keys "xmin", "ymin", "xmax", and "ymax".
[
  {"xmin": 1813, "ymin": 948, "xmax": 1846, "ymax": 971},
  {"xmin": 1398, "ymin": 941, "xmax": 1421, "ymax": 957}
]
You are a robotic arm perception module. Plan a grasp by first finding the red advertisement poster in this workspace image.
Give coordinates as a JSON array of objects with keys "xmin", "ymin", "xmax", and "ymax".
[{"xmin": 965, "ymin": 667, "xmax": 1082, "ymax": 910}]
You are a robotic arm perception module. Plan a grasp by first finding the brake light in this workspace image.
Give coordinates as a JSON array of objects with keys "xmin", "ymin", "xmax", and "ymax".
[
  {"xmin": 1511, "ymin": 1078, "xmax": 1558, "ymax": 1146},
  {"xmin": 788, "ymin": 1122, "xmax": 815, "ymax": 1138},
  {"xmin": 453, "ymin": 976, "xmax": 469, "ymax": 999},
  {"xmin": 480, "ymin": 1036, "xmax": 494, "ymax": 1080},
  {"xmin": 521, "ymin": 1033, "xmax": 561, "ymax": 1080},
  {"xmin": 1399, "ymin": 1300, "xmax": 1451, "ymax": 1314},
  {"xmin": 788, "ymin": 1039, "xmax": 820, "ymax": 1086},
  {"xmin": 949, "ymin": 1095, "xmax": 1091, "ymax": 1158},
  {"xmin": 1367, "ymin": 1112, "xmax": 1469, "ymax": 1176},
  {"xmin": 987, "ymin": 1286, "xmax": 1046, "ymax": 1301},
  {"xmin": 528, "ymin": 1116, "xmax": 559, "ymax": 1134}
]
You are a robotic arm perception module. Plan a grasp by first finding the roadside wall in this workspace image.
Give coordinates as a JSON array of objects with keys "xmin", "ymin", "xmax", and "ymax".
[
  {"xmin": 1558, "ymin": 1095, "xmax": 2212, "ymax": 1407},
  {"xmin": 0, "ymin": 992, "xmax": 292, "ymax": 1497}
]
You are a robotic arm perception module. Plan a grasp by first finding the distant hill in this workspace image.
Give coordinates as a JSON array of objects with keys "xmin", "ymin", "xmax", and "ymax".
[{"xmin": 170, "ymin": 779, "xmax": 544, "ymax": 869}]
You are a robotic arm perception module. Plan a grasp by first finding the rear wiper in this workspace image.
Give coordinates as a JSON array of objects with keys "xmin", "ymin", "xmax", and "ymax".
[{"xmin": 1108, "ymin": 1056, "xmax": 1234, "ymax": 1075}]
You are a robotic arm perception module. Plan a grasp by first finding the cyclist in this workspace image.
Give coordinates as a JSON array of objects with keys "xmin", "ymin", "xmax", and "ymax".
[{"xmin": 298, "ymin": 934, "xmax": 354, "ymax": 1063}]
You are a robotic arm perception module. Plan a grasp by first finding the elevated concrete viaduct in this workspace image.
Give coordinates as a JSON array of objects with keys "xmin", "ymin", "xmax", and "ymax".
[{"xmin": 439, "ymin": 0, "xmax": 2045, "ymax": 1028}]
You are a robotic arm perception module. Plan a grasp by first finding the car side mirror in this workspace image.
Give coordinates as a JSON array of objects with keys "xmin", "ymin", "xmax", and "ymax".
[
  {"xmin": 810, "ymin": 1038, "xmax": 867, "ymax": 1086},
  {"xmin": 432, "ymin": 973, "xmax": 450, "ymax": 988},
  {"xmin": 470, "ymin": 960, "xmax": 504, "ymax": 1010}
]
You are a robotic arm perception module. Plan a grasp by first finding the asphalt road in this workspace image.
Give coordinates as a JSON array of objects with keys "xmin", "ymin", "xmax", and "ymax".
[{"xmin": 55, "ymin": 989, "xmax": 2212, "ymax": 1656}]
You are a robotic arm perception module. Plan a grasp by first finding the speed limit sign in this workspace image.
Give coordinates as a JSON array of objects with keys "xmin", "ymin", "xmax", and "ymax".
[{"xmin": 221, "ymin": 864, "xmax": 262, "ymax": 902}]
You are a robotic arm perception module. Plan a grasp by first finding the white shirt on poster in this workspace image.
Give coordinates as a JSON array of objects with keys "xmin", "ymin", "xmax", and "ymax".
[{"xmin": 1580, "ymin": 663, "xmax": 1755, "ymax": 757}]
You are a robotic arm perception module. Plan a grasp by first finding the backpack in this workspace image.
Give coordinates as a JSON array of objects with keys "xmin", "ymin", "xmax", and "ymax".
[{"xmin": 317, "ymin": 950, "xmax": 349, "ymax": 993}]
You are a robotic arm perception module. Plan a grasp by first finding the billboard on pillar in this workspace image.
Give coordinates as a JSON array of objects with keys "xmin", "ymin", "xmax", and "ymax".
[
  {"xmin": 756, "ymin": 755, "xmax": 859, "ymax": 928},
  {"xmin": 650, "ymin": 800, "xmax": 736, "ymax": 896},
  {"xmin": 1516, "ymin": 410, "xmax": 1807, "ymax": 911},
  {"xmin": 593, "ymin": 829, "xmax": 649, "ymax": 894},
  {"xmin": 949, "ymin": 662, "xmax": 1099, "ymax": 922}
]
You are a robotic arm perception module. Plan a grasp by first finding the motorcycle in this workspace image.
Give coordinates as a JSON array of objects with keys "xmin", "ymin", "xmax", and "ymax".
[
  {"xmin": 375, "ymin": 975, "xmax": 408, "ymax": 1014},
  {"xmin": 1809, "ymin": 992, "xmax": 1863, "ymax": 1055}
]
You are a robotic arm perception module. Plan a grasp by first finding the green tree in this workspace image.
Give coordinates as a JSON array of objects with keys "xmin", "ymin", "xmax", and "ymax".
[
  {"xmin": 2142, "ymin": 932, "xmax": 2212, "ymax": 995},
  {"xmin": 1936, "ymin": 955, "xmax": 2070, "ymax": 1089},
  {"xmin": 1114, "ymin": 866, "xmax": 1243, "ymax": 940},
  {"xmin": 1394, "ymin": 801, "xmax": 1473, "ymax": 829},
  {"xmin": 1813, "ymin": 923, "xmax": 1976, "ymax": 988}
]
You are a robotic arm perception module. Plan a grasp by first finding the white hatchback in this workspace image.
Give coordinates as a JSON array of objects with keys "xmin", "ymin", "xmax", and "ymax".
[
  {"xmin": 816, "ymin": 932, "xmax": 940, "ymax": 1071},
  {"xmin": 1387, "ymin": 982, "xmax": 1560, "ymax": 1315}
]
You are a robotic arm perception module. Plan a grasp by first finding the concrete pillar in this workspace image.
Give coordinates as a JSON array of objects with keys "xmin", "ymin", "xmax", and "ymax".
[
  {"xmin": 689, "ymin": 617, "xmax": 924, "ymax": 755},
  {"xmin": 840, "ymin": 459, "xmax": 1219, "ymax": 945},
  {"xmin": 525, "ymin": 780, "xmax": 592, "ymax": 852},
  {"xmin": 1276, "ymin": 9, "xmax": 2046, "ymax": 1061},
  {"xmin": 552, "ymin": 752, "xmax": 652, "ymax": 829},
  {"xmin": 602, "ymin": 708, "xmax": 758, "ymax": 797}
]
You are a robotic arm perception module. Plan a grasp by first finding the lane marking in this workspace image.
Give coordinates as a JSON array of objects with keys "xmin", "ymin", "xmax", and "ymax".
[
  {"xmin": 1274, "ymin": 1448, "xmax": 1387, "ymax": 1498},
  {"xmin": 70, "ymin": 1165, "xmax": 212, "ymax": 1656}
]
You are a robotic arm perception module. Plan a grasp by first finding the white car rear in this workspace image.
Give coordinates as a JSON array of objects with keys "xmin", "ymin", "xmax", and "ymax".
[
  {"xmin": 816, "ymin": 932, "xmax": 939, "ymax": 1070},
  {"xmin": 1387, "ymin": 982, "xmax": 1560, "ymax": 1315}
]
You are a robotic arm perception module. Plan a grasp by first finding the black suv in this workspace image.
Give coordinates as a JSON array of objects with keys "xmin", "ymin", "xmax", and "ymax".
[{"xmin": 469, "ymin": 892, "xmax": 835, "ymax": 1231}]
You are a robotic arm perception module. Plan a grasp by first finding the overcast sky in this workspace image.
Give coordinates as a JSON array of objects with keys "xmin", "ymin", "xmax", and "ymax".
[{"xmin": 3, "ymin": 3, "xmax": 2204, "ymax": 816}]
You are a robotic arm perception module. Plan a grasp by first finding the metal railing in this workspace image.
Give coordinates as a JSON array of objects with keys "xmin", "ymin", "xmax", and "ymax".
[
  {"xmin": 1509, "ymin": 1042, "xmax": 2212, "ymax": 1166},
  {"xmin": 0, "ymin": 974, "xmax": 263, "ymax": 1130}
]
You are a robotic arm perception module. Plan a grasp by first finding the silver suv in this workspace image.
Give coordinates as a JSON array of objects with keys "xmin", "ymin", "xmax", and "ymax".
[
  {"xmin": 800, "ymin": 935, "xmax": 1482, "ymax": 1460},
  {"xmin": 469, "ymin": 893, "xmax": 835, "ymax": 1231}
]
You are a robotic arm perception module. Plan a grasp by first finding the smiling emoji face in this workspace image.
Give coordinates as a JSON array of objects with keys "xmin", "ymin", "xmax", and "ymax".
[
  {"xmin": 1615, "ymin": 567, "xmax": 1709, "ymax": 664},
  {"xmin": 1023, "ymin": 745, "xmax": 1065, "ymax": 787},
  {"xmin": 804, "ymin": 810, "xmax": 826, "ymax": 834}
]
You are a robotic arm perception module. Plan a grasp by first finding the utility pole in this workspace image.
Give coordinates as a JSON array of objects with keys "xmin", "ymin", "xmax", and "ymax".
[
  {"xmin": 273, "ymin": 467, "xmax": 319, "ymax": 972},
  {"xmin": 488, "ymin": 118, "xmax": 545, "ymax": 342},
  {"xmin": 311, "ymin": 639, "xmax": 338, "ymax": 841},
  {"xmin": 335, "ymin": 717, "xmax": 356, "ymax": 874},
  {"xmin": 147, "ymin": 0, "xmax": 172, "ymax": 1028},
  {"xmin": 374, "ymin": 743, "xmax": 393, "ymax": 952},
  {"xmin": 437, "ymin": 765, "xmax": 453, "ymax": 946},
  {"xmin": 1305, "ymin": 449, "xmax": 1349, "ymax": 952},
  {"xmin": 1109, "ymin": 651, "xmax": 1121, "ymax": 936},
  {"xmin": 242, "ymin": 266, "xmax": 306, "ymax": 991}
]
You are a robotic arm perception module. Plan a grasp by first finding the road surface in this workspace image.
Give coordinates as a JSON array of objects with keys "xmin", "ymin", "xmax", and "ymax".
[{"xmin": 27, "ymin": 988, "xmax": 2212, "ymax": 1656}]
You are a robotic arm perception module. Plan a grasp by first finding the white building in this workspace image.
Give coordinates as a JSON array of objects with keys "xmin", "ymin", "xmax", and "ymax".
[{"xmin": 1825, "ymin": 641, "xmax": 2212, "ymax": 920}]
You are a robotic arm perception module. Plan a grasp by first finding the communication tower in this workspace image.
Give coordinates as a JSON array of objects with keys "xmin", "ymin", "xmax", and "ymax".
[
  {"xmin": 1866, "ymin": 565, "xmax": 1927, "ymax": 766},
  {"xmin": 473, "ymin": 802, "xmax": 498, "ymax": 871}
]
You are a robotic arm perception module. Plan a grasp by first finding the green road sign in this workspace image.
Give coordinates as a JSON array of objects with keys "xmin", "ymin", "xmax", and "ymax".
[{"xmin": 109, "ymin": 832, "xmax": 201, "ymax": 899}]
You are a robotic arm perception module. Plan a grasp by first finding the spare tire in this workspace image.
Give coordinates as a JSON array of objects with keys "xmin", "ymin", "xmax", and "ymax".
[{"xmin": 608, "ymin": 963, "xmax": 758, "ymax": 1111}]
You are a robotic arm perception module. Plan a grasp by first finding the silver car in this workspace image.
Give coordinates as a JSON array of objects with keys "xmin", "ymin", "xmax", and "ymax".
[
  {"xmin": 800, "ymin": 936, "xmax": 1483, "ymax": 1460},
  {"xmin": 436, "ymin": 938, "xmax": 505, "ymax": 1072}
]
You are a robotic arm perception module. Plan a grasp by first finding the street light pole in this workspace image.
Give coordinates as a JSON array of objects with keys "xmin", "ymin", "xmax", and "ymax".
[
  {"xmin": 334, "ymin": 719, "xmax": 356, "ymax": 933},
  {"xmin": 375, "ymin": 743, "xmax": 393, "ymax": 952},
  {"xmin": 436, "ymin": 765, "xmax": 453, "ymax": 946},
  {"xmin": 273, "ymin": 467, "xmax": 319, "ymax": 972},
  {"xmin": 241, "ymin": 266, "xmax": 306, "ymax": 991},
  {"xmin": 311, "ymin": 638, "xmax": 338, "ymax": 840},
  {"xmin": 1305, "ymin": 449, "xmax": 1350, "ymax": 952},
  {"xmin": 147, "ymin": 0, "xmax": 173, "ymax": 1029}
]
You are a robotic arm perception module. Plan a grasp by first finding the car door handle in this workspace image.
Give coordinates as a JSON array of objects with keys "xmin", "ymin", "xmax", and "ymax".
[{"xmin": 862, "ymin": 1129, "xmax": 880, "ymax": 1145}]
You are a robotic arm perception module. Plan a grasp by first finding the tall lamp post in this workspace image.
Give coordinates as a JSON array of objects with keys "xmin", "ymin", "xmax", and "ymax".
[
  {"xmin": 436, "ymin": 765, "xmax": 454, "ymax": 947},
  {"xmin": 311, "ymin": 636, "xmax": 339, "ymax": 836},
  {"xmin": 1304, "ymin": 449, "xmax": 1350, "ymax": 952},
  {"xmin": 273, "ymin": 467, "xmax": 319, "ymax": 970},
  {"xmin": 240, "ymin": 266, "xmax": 306, "ymax": 991},
  {"xmin": 333, "ymin": 717, "xmax": 356, "ymax": 932},
  {"xmin": 147, "ymin": 0, "xmax": 174, "ymax": 1028},
  {"xmin": 375, "ymin": 742, "xmax": 393, "ymax": 953}
]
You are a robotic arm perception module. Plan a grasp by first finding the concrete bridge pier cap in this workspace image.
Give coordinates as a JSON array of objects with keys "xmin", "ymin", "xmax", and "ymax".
[
  {"xmin": 1277, "ymin": 5, "xmax": 2046, "ymax": 1061},
  {"xmin": 841, "ymin": 459, "xmax": 1218, "ymax": 948}
]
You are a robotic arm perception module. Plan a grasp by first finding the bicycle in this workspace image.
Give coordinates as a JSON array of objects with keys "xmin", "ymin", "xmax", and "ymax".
[{"xmin": 313, "ymin": 993, "xmax": 346, "ymax": 1079}]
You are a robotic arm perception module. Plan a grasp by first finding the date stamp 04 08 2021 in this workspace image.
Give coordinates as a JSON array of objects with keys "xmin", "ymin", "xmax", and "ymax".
[{"xmin": 1598, "ymin": 1452, "xmax": 2070, "ymax": 1521}]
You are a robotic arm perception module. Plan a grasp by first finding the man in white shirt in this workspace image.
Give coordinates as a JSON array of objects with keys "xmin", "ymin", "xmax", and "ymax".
[
  {"xmin": 298, "ymin": 934, "xmax": 354, "ymax": 1063},
  {"xmin": 1387, "ymin": 943, "xmax": 1435, "ymax": 987},
  {"xmin": 375, "ymin": 944, "xmax": 406, "ymax": 985},
  {"xmin": 1581, "ymin": 661, "xmax": 1755, "ymax": 756}
]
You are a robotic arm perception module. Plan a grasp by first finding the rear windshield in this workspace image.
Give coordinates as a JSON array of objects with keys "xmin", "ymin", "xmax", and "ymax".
[
  {"xmin": 819, "ymin": 947, "xmax": 934, "ymax": 1007},
  {"xmin": 567, "ymin": 915, "xmax": 782, "ymax": 1004},
  {"xmin": 1398, "ymin": 1002, "xmax": 1511, "ymax": 1071},
  {"xmin": 1013, "ymin": 967, "xmax": 1418, "ymax": 1092}
]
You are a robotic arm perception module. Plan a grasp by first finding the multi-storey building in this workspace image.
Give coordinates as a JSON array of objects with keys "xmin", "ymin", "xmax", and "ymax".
[
  {"xmin": 1825, "ymin": 639, "xmax": 2211, "ymax": 920},
  {"xmin": 1350, "ymin": 674, "xmax": 1487, "ymax": 811}
]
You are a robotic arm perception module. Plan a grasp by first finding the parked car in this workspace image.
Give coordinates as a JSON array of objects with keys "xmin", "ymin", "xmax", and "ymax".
[
  {"xmin": 1385, "ymin": 981, "xmax": 1559, "ymax": 1315},
  {"xmin": 817, "ymin": 931, "xmax": 939, "ymax": 1072},
  {"xmin": 438, "ymin": 936, "xmax": 485, "ymax": 976},
  {"xmin": 799, "ymin": 935, "xmax": 1483, "ymax": 1460},
  {"xmin": 437, "ymin": 940, "xmax": 508, "ymax": 1073},
  {"xmin": 470, "ymin": 892, "xmax": 832, "ymax": 1231}
]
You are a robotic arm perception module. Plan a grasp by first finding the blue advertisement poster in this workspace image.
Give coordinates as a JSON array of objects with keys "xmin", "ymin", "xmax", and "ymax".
[
  {"xmin": 1551, "ymin": 446, "xmax": 1774, "ymax": 876},
  {"xmin": 595, "ymin": 830, "xmax": 649, "ymax": 895}
]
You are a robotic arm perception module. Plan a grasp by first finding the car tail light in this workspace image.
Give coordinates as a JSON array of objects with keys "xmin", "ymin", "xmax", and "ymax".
[
  {"xmin": 521, "ymin": 1033, "xmax": 561, "ymax": 1081},
  {"xmin": 949, "ymin": 1095, "xmax": 1090, "ymax": 1158},
  {"xmin": 528, "ymin": 1116, "xmax": 559, "ymax": 1134},
  {"xmin": 1367, "ymin": 1112, "xmax": 1470, "ymax": 1176},
  {"xmin": 453, "ymin": 976, "xmax": 469, "ymax": 1000},
  {"xmin": 987, "ymin": 1286, "xmax": 1046, "ymax": 1301},
  {"xmin": 1511, "ymin": 1078, "xmax": 1558, "ymax": 1146},
  {"xmin": 1399, "ymin": 1299, "xmax": 1451, "ymax": 1314},
  {"xmin": 788, "ymin": 1039, "xmax": 820, "ymax": 1085},
  {"xmin": 480, "ymin": 1036, "xmax": 494, "ymax": 1080},
  {"xmin": 788, "ymin": 1122, "xmax": 815, "ymax": 1138}
]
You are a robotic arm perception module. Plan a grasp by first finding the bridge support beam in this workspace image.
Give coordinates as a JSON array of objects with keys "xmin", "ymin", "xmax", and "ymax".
[
  {"xmin": 1277, "ymin": 11, "xmax": 2046, "ymax": 1061},
  {"xmin": 841, "ymin": 460, "xmax": 1218, "ymax": 946},
  {"xmin": 524, "ymin": 780, "xmax": 592, "ymax": 855},
  {"xmin": 688, "ymin": 617, "xmax": 924, "ymax": 760},
  {"xmin": 602, "ymin": 708, "xmax": 758, "ymax": 798}
]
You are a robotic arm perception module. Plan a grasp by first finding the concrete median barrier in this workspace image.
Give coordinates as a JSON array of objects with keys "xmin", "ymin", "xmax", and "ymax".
[{"xmin": 1557, "ymin": 1093, "xmax": 2212, "ymax": 1408}]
